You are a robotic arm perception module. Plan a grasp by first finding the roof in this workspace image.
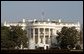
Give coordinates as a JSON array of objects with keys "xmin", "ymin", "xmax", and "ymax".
[{"xmin": 5, "ymin": 19, "xmax": 77, "ymax": 25}]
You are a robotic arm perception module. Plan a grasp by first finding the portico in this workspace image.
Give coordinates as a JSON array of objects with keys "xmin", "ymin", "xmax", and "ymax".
[{"xmin": 29, "ymin": 27, "xmax": 53, "ymax": 50}]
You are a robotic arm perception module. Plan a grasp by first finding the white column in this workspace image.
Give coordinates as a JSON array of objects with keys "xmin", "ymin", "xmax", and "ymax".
[
  {"xmin": 38, "ymin": 28, "xmax": 40, "ymax": 44},
  {"xmin": 49, "ymin": 28, "xmax": 50, "ymax": 43},
  {"xmin": 43, "ymin": 28, "xmax": 45, "ymax": 44},
  {"xmin": 48, "ymin": 28, "xmax": 51, "ymax": 48},
  {"xmin": 29, "ymin": 28, "xmax": 35, "ymax": 49},
  {"xmin": 44, "ymin": 28, "xmax": 46, "ymax": 50},
  {"xmin": 49, "ymin": 28, "xmax": 50, "ymax": 38}
]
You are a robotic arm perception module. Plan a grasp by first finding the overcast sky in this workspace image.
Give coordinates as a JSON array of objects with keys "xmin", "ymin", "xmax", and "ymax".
[{"xmin": 1, "ymin": 1, "xmax": 83, "ymax": 24}]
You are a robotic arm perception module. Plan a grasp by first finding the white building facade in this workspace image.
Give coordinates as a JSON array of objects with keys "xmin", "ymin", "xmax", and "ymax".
[{"xmin": 4, "ymin": 19, "xmax": 80, "ymax": 50}]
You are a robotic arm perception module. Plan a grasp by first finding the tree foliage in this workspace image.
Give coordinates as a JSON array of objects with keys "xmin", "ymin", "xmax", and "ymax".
[
  {"xmin": 56, "ymin": 26, "xmax": 80, "ymax": 49},
  {"xmin": 1, "ymin": 26, "xmax": 28, "ymax": 49},
  {"xmin": 1, "ymin": 26, "xmax": 15, "ymax": 49},
  {"xmin": 10, "ymin": 26, "xmax": 28, "ymax": 48}
]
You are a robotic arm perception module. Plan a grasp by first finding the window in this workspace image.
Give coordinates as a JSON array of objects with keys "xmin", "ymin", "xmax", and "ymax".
[
  {"xmin": 40, "ymin": 28, "xmax": 43, "ymax": 34},
  {"xmin": 50, "ymin": 29, "xmax": 53, "ymax": 35},
  {"xmin": 45, "ymin": 28, "xmax": 49, "ymax": 35},
  {"xmin": 35, "ymin": 28, "xmax": 38, "ymax": 34},
  {"xmin": 35, "ymin": 36, "xmax": 38, "ymax": 44},
  {"xmin": 45, "ymin": 36, "xmax": 48, "ymax": 44}
]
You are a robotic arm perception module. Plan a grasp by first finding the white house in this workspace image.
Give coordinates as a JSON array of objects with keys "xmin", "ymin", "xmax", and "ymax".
[{"xmin": 4, "ymin": 19, "xmax": 80, "ymax": 50}]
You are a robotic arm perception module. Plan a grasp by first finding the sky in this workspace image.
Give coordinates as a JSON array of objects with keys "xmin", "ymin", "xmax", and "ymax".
[{"xmin": 1, "ymin": 1, "xmax": 83, "ymax": 24}]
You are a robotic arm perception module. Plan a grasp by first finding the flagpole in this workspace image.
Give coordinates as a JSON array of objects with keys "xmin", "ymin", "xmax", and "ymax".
[{"xmin": 41, "ymin": 10, "xmax": 44, "ymax": 22}]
